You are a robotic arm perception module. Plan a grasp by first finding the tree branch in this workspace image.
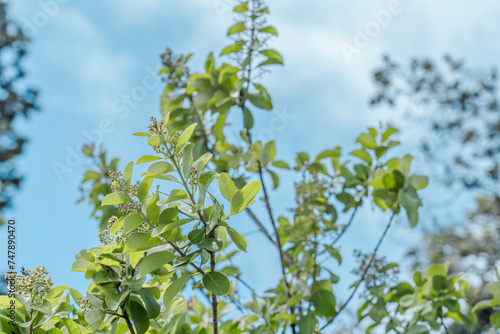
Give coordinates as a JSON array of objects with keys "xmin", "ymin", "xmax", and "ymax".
[
  {"xmin": 330, "ymin": 207, "xmax": 359, "ymax": 247},
  {"xmin": 321, "ymin": 209, "xmax": 398, "ymax": 331},
  {"xmin": 245, "ymin": 207, "xmax": 274, "ymax": 242},
  {"xmin": 210, "ymin": 228, "xmax": 219, "ymax": 334},
  {"xmin": 440, "ymin": 316, "xmax": 449, "ymax": 334},
  {"xmin": 122, "ymin": 308, "xmax": 136, "ymax": 334},
  {"xmin": 317, "ymin": 207, "xmax": 359, "ymax": 261}
]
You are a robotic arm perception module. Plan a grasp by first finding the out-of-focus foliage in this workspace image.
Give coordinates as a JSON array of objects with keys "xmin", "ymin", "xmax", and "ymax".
[
  {"xmin": 78, "ymin": 144, "xmax": 121, "ymax": 231},
  {"xmin": 371, "ymin": 55, "xmax": 499, "ymax": 193},
  {"xmin": 371, "ymin": 55, "xmax": 500, "ymax": 333},
  {"xmin": 0, "ymin": 2, "xmax": 38, "ymax": 223}
]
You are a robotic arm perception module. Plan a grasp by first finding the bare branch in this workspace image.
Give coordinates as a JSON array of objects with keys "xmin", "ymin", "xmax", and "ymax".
[{"xmin": 321, "ymin": 208, "xmax": 398, "ymax": 331}]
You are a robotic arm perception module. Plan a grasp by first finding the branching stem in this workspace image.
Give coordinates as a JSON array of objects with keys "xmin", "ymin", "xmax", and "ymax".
[{"xmin": 321, "ymin": 208, "xmax": 398, "ymax": 331}]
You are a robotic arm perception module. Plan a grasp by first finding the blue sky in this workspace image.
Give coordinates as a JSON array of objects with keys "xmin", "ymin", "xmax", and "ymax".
[{"xmin": 3, "ymin": 0, "xmax": 500, "ymax": 329}]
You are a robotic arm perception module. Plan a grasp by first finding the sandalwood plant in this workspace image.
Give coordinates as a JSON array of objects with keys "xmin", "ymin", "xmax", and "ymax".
[{"xmin": 1, "ymin": 1, "xmax": 499, "ymax": 333}]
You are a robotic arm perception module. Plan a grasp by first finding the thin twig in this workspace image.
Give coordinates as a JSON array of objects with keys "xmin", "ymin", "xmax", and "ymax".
[
  {"xmin": 330, "ymin": 207, "xmax": 359, "ymax": 247},
  {"xmin": 256, "ymin": 160, "xmax": 297, "ymax": 334},
  {"xmin": 210, "ymin": 228, "xmax": 219, "ymax": 334},
  {"xmin": 440, "ymin": 316, "xmax": 449, "ymax": 334},
  {"xmin": 321, "ymin": 208, "xmax": 398, "ymax": 331},
  {"xmin": 245, "ymin": 208, "xmax": 275, "ymax": 244},
  {"xmin": 318, "ymin": 207, "xmax": 359, "ymax": 260}
]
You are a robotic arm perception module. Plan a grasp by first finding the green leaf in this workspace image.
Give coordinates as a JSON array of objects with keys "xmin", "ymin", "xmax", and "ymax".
[
  {"xmin": 71, "ymin": 259, "xmax": 90, "ymax": 273},
  {"xmin": 182, "ymin": 143, "xmax": 194, "ymax": 177},
  {"xmin": 139, "ymin": 288, "xmax": 161, "ymax": 319},
  {"xmin": 148, "ymin": 134, "xmax": 164, "ymax": 146},
  {"xmin": 324, "ymin": 245, "xmax": 342, "ymax": 264},
  {"xmin": 218, "ymin": 173, "xmax": 238, "ymax": 202},
  {"xmin": 152, "ymin": 218, "xmax": 193, "ymax": 237},
  {"xmin": 472, "ymin": 299, "xmax": 494, "ymax": 312},
  {"xmin": 248, "ymin": 85, "xmax": 272, "ymax": 110},
  {"xmin": 163, "ymin": 274, "xmax": 192, "ymax": 307},
  {"xmin": 133, "ymin": 132, "xmax": 151, "ymax": 137},
  {"xmin": 226, "ymin": 226, "xmax": 247, "ymax": 252},
  {"xmin": 233, "ymin": 3, "xmax": 247, "ymax": 12},
  {"xmin": 137, "ymin": 177, "xmax": 153, "ymax": 202},
  {"xmin": 124, "ymin": 161, "xmax": 134, "ymax": 185},
  {"xmin": 193, "ymin": 153, "xmax": 213, "ymax": 175},
  {"xmin": 61, "ymin": 318, "xmax": 86, "ymax": 334},
  {"xmin": 409, "ymin": 175, "xmax": 428, "ymax": 190},
  {"xmin": 188, "ymin": 229, "xmax": 205, "ymax": 244},
  {"xmin": 399, "ymin": 186, "xmax": 422, "ymax": 227},
  {"xmin": 159, "ymin": 207, "xmax": 179, "ymax": 224},
  {"xmin": 357, "ymin": 132, "xmax": 378, "ymax": 149},
  {"xmin": 259, "ymin": 26, "xmax": 278, "ymax": 35},
  {"xmin": 427, "ymin": 262, "xmax": 450, "ymax": 277},
  {"xmin": 312, "ymin": 289, "xmax": 337, "ymax": 317},
  {"xmin": 203, "ymin": 272, "xmax": 230, "ymax": 295},
  {"xmin": 490, "ymin": 313, "xmax": 500, "ymax": 329},
  {"xmin": 198, "ymin": 238, "xmax": 223, "ymax": 252},
  {"xmin": 146, "ymin": 193, "xmax": 161, "ymax": 224},
  {"xmin": 85, "ymin": 309, "xmax": 105, "ymax": 330},
  {"xmin": 230, "ymin": 181, "xmax": 262, "ymax": 215},
  {"xmin": 243, "ymin": 106, "xmax": 254, "ymax": 129},
  {"xmin": 351, "ymin": 149, "xmax": 372, "ymax": 164},
  {"xmin": 128, "ymin": 300, "xmax": 149, "ymax": 334},
  {"xmin": 227, "ymin": 22, "xmax": 245, "ymax": 35},
  {"xmin": 187, "ymin": 74, "xmax": 211, "ymax": 94},
  {"xmin": 137, "ymin": 155, "xmax": 162, "ymax": 164},
  {"xmin": 205, "ymin": 52, "xmax": 215, "ymax": 73},
  {"xmin": 147, "ymin": 161, "xmax": 174, "ymax": 176},
  {"xmin": 272, "ymin": 160, "xmax": 290, "ymax": 169},
  {"xmin": 258, "ymin": 49, "xmax": 283, "ymax": 66},
  {"xmin": 297, "ymin": 314, "xmax": 318, "ymax": 334},
  {"xmin": 383, "ymin": 170, "xmax": 405, "ymax": 191},
  {"xmin": 82, "ymin": 170, "xmax": 101, "ymax": 183},
  {"xmin": 413, "ymin": 271, "xmax": 425, "ymax": 286},
  {"xmin": 262, "ymin": 141, "xmax": 276, "ymax": 166},
  {"xmin": 30, "ymin": 299, "xmax": 52, "ymax": 314},
  {"xmin": 400, "ymin": 294, "xmax": 418, "ymax": 308},
  {"xmin": 177, "ymin": 123, "xmax": 197, "ymax": 148},
  {"xmin": 221, "ymin": 44, "xmax": 244, "ymax": 56},
  {"xmin": 124, "ymin": 233, "xmax": 161, "ymax": 253},
  {"xmin": 140, "ymin": 251, "xmax": 175, "ymax": 276},
  {"xmin": 432, "ymin": 275, "xmax": 452, "ymax": 291},
  {"xmin": 47, "ymin": 329, "xmax": 64, "ymax": 334},
  {"xmin": 123, "ymin": 213, "xmax": 144, "ymax": 234},
  {"xmin": 105, "ymin": 291, "xmax": 130, "ymax": 311},
  {"xmin": 267, "ymin": 169, "xmax": 279, "ymax": 189},
  {"xmin": 102, "ymin": 192, "xmax": 128, "ymax": 206},
  {"xmin": 382, "ymin": 127, "xmax": 398, "ymax": 142},
  {"xmin": 166, "ymin": 189, "xmax": 188, "ymax": 204}
]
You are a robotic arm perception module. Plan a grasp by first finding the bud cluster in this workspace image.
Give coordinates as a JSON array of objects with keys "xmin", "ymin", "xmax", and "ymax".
[
  {"xmin": 15, "ymin": 266, "xmax": 53, "ymax": 300},
  {"xmin": 108, "ymin": 170, "xmax": 140, "ymax": 216},
  {"xmin": 294, "ymin": 179, "xmax": 328, "ymax": 224},
  {"xmin": 98, "ymin": 215, "xmax": 154, "ymax": 246},
  {"xmin": 159, "ymin": 48, "xmax": 191, "ymax": 89},
  {"xmin": 169, "ymin": 131, "xmax": 184, "ymax": 163},
  {"xmin": 170, "ymin": 131, "xmax": 181, "ymax": 146},
  {"xmin": 149, "ymin": 117, "xmax": 168, "ymax": 154},
  {"xmin": 353, "ymin": 250, "xmax": 400, "ymax": 290},
  {"xmin": 77, "ymin": 296, "xmax": 92, "ymax": 315}
]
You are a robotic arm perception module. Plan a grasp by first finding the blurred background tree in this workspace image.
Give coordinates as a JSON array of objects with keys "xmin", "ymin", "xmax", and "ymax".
[
  {"xmin": 0, "ymin": 1, "xmax": 38, "ymax": 220},
  {"xmin": 0, "ymin": 1, "xmax": 38, "ymax": 295},
  {"xmin": 370, "ymin": 55, "xmax": 500, "ymax": 333}
]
